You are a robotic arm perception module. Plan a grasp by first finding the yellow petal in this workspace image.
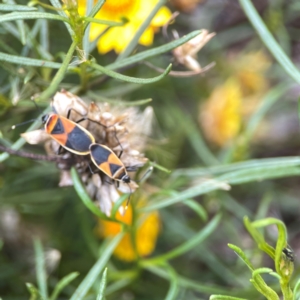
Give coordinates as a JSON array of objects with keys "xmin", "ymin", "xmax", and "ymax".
[{"xmin": 151, "ymin": 6, "xmax": 172, "ymax": 26}]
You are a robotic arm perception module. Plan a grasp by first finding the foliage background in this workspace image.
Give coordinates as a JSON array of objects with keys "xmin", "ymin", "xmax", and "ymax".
[{"xmin": 1, "ymin": 0, "xmax": 300, "ymax": 299}]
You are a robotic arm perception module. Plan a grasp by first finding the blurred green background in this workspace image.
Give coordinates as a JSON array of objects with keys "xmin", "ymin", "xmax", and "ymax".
[{"xmin": 1, "ymin": 0, "xmax": 300, "ymax": 299}]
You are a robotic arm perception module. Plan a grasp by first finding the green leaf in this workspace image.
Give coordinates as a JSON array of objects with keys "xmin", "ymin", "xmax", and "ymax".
[
  {"xmin": 227, "ymin": 244, "xmax": 254, "ymax": 271},
  {"xmin": 172, "ymin": 156, "xmax": 300, "ymax": 178},
  {"xmin": 106, "ymin": 30, "xmax": 202, "ymax": 71},
  {"xmin": 183, "ymin": 199, "xmax": 208, "ymax": 222},
  {"xmin": 71, "ymin": 168, "xmax": 110, "ymax": 220},
  {"xmin": 87, "ymin": 0, "xmax": 105, "ymax": 20},
  {"xmin": 0, "ymin": 12, "xmax": 70, "ymax": 24},
  {"xmin": 251, "ymin": 218, "xmax": 287, "ymax": 274},
  {"xmin": 0, "ymin": 4, "xmax": 37, "ymax": 11},
  {"xmin": 105, "ymin": 278, "xmax": 133, "ymax": 296},
  {"xmin": 70, "ymin": 233, "xmax": 124, "ymax": 300},
  {"xmin": 293, "ymin": 278, "xmax": 300, "ymax": 300},
  {"xmin": 239, "ymin": 0, "xmax": 300, "ymax": 84},
  {"xmin": 26, "ymin": 283, "xmax": 44, "ymax": 300},
  {"xmin": 33, "ymin": 238, "xmax": 48, "ymax": 299},
  {"xmin": 87, "ymin": 91, "xmax": 152, "ymax": 106},
  {"xmin": 111, "ymin": 194, "xmax": 128, "ymax": 219},
  {"xmin": 117, "ymin": 0, "xmax": 166, "ymax": 61},
  {"xmin": 210, "ymin": 296, "xmax": 248, "ymax": 300},
  {"xmin": 245, "ymin": 83, "xmax": 289, "ymax": 140},
  {"xmin": 83, "ymin": 16, "xmax": 125, "ymax": 26},
  {"xmin": 244, "ymin": 217, "xmax": 275, "ymax": 259},
  {"xmin": 36, "ymin": 41, "xmax": 77, "ymax": 102},
  {"xmin": 0, "ymin": 51, "xmax": 62, "ymax": 68},
  {"xmin": 145, "ymin": 266, "xmax": 249, "ymax": 296},
  {"xmin": 96, "ymin": 268, "xmax": 108, "ymax": 300},
  {"xmin": 49, "ymin": 272, "xmax": 79, "ymax": 300},
  {"xmin": 142, "ymin": 214, "xmax": 221, "ymax": 264},
  {"xmin": 164, "ymin": 264, "xmax": 179, "ymax": 300},
  {"xmin": 252, "ymin": 268, "xmax": 279, "ymax": 300},
  {"xmin": 90, "ymin": 62, "xmax": 172, "ymax": 84},
  {"xmin": 49, "ymin": 0, "xmax": 73, "ymax": 35},
  {"xmin": 142, "ymin": 157, "xmax": 300, "ymax": 212}
]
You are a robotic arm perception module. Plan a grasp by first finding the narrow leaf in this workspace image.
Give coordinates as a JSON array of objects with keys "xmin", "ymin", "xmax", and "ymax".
[
  {"xmin": 96, "ymin": 268, "xmax": 108, "ymax": 300},
  {"xmin": 106, "ymin": 30, "xmax": 201, "ymax": 71},
  {"xmin": 210, "ymin": 296, "xmax": 248, "ymax": 300},
  {"xmin": 49, "ymin": 272, "xmax": 79, "ymax": 300},
  {"xmin": 33, "ymin": 238, "xmax": 48, "ymax": 299},
  {"xmin": 83, "ymin": 17, "xmax": 125, "ymax": 26},
  {"xmin": 90, "ymin": 62, "xmax": 172, "ymax": 84},
  {"xmin": 70, "ymin": 233, "xmax": 124, "ymax": 300},
  {"xmin": 164, "ymin": 264, "xmax": 179, "ymax": 300},
  {"xmin": 87, "ymin": 0, "xmax": 105, "ymax": 19},
  {"xmin": 71, "ymin": 167, "xmax": 109, "ymax": 220},
  {"xmin": 0, "ymin": 12, "xmax": 70, "ymax": 24},
  {"xmin": 0, "ymin": 51, "xmax": 62, "ymax": 68},
  {"xmin": 141, "ymin": 158, "xmax": 300, "ymax": 212},
  {"xmin": 228, "ymin": 244, "xmax": 254, "ymax": 271},
  {"xmin": 144, "ymin": 214, "xmax": 221, "ymax": 263},
  {"xmin": 239, "ymin": 0, "xmax": 300, "ymax": 84},
  {"xmin": 49, "ymin": 0, "xmax": 73, "ymax": 35},
  {"xmin": 0, "ymin": 4, "xmax": 37, "ymax": 11}
]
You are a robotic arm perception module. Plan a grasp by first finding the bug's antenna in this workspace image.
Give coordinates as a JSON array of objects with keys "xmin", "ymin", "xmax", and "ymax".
[{"xmin": 9, "ymin": 119, "xmax": 39, "ymax": 132}]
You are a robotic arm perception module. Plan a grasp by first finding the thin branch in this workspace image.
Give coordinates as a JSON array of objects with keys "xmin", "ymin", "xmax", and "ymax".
[{"xmin": 0, "ymin": 144, "xmax": 71, "ymax": 163}]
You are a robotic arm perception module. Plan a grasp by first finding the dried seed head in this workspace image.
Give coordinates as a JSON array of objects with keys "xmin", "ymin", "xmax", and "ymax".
[{"xmin": 25, "ymin": 90, "xmax": 152, "ymax": 216}]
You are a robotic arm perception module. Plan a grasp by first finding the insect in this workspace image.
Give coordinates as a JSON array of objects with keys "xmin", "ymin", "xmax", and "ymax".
[
  {"xmin": 12, "ymin": 107, "xmax": 97, "ymax": 155},
  {"xmin": 282, "ymin": 246, "xmax": 294, "ymax": 262},
  {"xmin": 42, "ymin": 112, "xmax": 95, "ymax": 155},
  {"xmin": 89, "ymin": 143, "xmax": 131, "ymax": 183}
]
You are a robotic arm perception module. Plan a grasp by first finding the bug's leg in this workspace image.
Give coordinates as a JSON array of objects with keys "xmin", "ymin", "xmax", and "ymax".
[
  {"xmin": 111, "ymin": 126, "xmax": 124, "ymax": 158},
  {"xmin": 57, "ymin": 145, "xmax": 64, "ymax": 155},
  {"xmin": 88, "ymin": 163, "xmax": 99, "ymax": 174}
]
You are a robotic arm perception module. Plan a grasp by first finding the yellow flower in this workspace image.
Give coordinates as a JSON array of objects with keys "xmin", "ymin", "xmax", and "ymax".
[
  {"xmin": 78, "ymin": 0, "xmax": 172, "ymax": 54},
  {"xmin": 95, "ymin": 203, "xmax": 160, "ymax": 261},
  {"xmin": 200, "ymin": 78, "xmax": 242, "ymax": 147},
  {"xmin": 233, "ymin": 51, "xmax": 271, "ymax": 96}
]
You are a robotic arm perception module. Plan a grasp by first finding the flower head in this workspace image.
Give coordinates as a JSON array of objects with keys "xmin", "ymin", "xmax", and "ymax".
[
  {"xmin": 22, "ymin": 90, "xmax": 152, "ymax": 216},
  {"xmin": 200, "ymin": 78, "xmax": 242, "ymax": 147},
  {"xmin": 78, "ymin": 0, "xmax": 172, "ymax": 54},
  {"xmin": 199, "ymin": 51, "xmax": 271, "ymax": 147},
  {"xmin": 95, "ymin": 201, "xmax": 160, "ymax": 261}
]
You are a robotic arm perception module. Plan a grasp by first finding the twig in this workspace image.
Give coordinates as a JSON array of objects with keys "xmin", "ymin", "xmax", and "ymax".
[{"xmin": 0, "ymin": 144, "xmax": 71, "ymax": 163}]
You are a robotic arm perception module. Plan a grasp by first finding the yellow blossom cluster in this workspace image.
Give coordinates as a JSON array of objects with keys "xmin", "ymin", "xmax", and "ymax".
[
  {"xmin": 78, "ymin": 0, "xmax": 171, "ymax": 54},
  {"xmin": 200, "ymin": 51, "xmax": 271, "ymax": 147}
]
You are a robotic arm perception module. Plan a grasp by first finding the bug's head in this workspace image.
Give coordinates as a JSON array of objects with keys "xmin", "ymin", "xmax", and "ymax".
[
  {"xmin": 41, "ymin": 114, "xmax": 49, "ymax": 124},
  {"xmin": 122, "ymin": 175, "xmax": 131, "ymax": 183}
]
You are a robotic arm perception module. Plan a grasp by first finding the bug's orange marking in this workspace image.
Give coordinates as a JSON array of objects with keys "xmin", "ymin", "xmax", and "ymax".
[
  {"xmin": 45, "ymin": 114, "xmax": 59, "ymax": 134},
  {"xmin": 52, "ymin": 133, "xmax": 68, "ymax": 145},
  {"xmin": 107, "ymin": 153, "xmax": 123, "ymax": 166},
  {"xmin": 60, "ymin": 116, "xmax": 76, "ymax": 134},
  {"xmin": 99, "ymin": 162, "xmax": 113, "ymax": 177}
]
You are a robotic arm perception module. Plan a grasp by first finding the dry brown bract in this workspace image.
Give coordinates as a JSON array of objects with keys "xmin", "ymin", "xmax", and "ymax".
[{"xmin": 172, "ymin": 29, "xmax": 215, "ymax": 72}]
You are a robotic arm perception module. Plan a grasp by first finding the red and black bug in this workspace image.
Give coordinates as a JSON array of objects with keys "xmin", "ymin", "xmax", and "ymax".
[
  {"xmin": 42, "ymin": 113, "xmax": 95, "ymax": 155},
  {"xmin": 89, "ymin": 143, "xmax": 131, "ymax": 183}
]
